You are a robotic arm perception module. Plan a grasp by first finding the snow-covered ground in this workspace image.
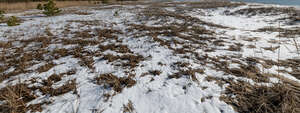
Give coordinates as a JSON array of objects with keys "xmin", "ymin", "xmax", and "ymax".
[{"xmin": 0, "ymin": 1, "xmax": 299, "ymax": 113}]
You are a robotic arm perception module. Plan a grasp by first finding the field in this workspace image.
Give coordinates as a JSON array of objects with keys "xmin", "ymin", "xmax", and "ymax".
[
  {"xmin": 0, "ymin": 1, "xmax": 300, "ymax": 113},
  {"xmin": 0, "ymin": 0, "xmax": 102, "ymax": 12}
]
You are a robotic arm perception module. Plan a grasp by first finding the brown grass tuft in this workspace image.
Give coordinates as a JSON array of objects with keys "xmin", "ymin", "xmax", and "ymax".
[
  {"xmin": 103, "ymin": 54, "xmax": 144, "ymax": 68},
  {"xmin": 229, "ymin": 7, "xmax": 297, "ymax": 16},
  {"xmin": 0, "ymin": 83, "xmax": 37, "ymax": 113},
  {"xmin": 0, "ymin": 1, "xmax": 94, "ymax": 12},
  {"xmin": 94, "ymin": 73, "xmax": 136, "ymax": 93},
  {"xmin": 38, "ymin": 79, "xmax": 77, "ymax": 96},
  {"xmin": 149, "ymin": 70, "xmax": 162, "ymax": 76},
  {"xmin": 37, "ymin": 62, "xmax": 56, "ymax": 73},
  {"xmin": 168, "ymin": 68, "xmax": 204, "ymax": 82},
  {"xmin": 99, "ymin": 44, "xmax": 132, "ymax": 53},
  {"xmin": 123, "ymin": 100, "xmax": 135, "ymax": 113}
]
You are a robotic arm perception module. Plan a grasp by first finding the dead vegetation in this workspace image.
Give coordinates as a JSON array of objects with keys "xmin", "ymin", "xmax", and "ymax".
[
  {"xmin": 0, "ymin": 83, "xmax": 37, "ymax": 113},
  {"xmin": 229, "ymin": 7, "xmax": 300, "ymax": 25},
  {"xmin": 37, "ymin": 62, "xmax": 56, "ymax": 73},
  {"xmin": 139, "ymin": 8, "xmax": 227, "ymax": 29},
  {"xmin": 41, "ymin": 73, "xmax": 62, "ymax": 86},
  {"xmin": 102, "ymin": 54, "xmax": 144, "ymax": 68},
  {"xmin": 0, "ymin": 1, "xmax": 299, "ymax": 113},
  {"xmin": 0, "ymin": 1, "xmax": 94, "ymax": 12},
  {"xmin": 123, "ymin": 100, "xmax": 135, "ymax": 113},
  {"xmin": 0, "ymin": 78, "xmax": 77, "ymax": 113},
  {"xmin": 149, "ymin": 70, "xmax": 162, "ymax": 76},
  {"xmin": 256, "ymin": 27, "xmax": 300, "ymax": 38},
  {"xmin": 99, "ymin": 44, "xmax": 133, "ymax": 53},
  {"xmin": 204, "ymin": 54, "xmax": 300, "ymax": 113},
  {"xmin": 220, "ymin": 80, "xmax": 300, "ymax": 113},
  {"xmin": 94, "ymin": 73, "xmax": 136, "ymax": 93},
  {"xmin": 152, "ymin": 1, "xmax": 245, "ymax": 9},
  {"xmin": 168, "ymin": 68, "xmax": 204, "ymax": 82},
  {"xmin": 61, "ymin": 39, "xmax": 100, "ymax": 46},
  {"xmin": 229, "ymin": 7, "xmax": 297, "ymax": 16}
]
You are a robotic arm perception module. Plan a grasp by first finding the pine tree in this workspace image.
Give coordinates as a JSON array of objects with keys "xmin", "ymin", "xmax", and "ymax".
[
  {"xmin": 7, "ymin": 16, "xmax": 20, "ymax": 26},
  {"xmin": 0, "ymin": 10, "xmax": 5, "ymax": 21},
  {"xmin": 37, "ymin": 0, "xmax": 61, "ymax": 16}
]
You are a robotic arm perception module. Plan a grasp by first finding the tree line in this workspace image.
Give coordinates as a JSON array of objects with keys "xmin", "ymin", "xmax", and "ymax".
[{"xmin": 0, "ymin": 0, "xmax": 102, "ymax": 3}]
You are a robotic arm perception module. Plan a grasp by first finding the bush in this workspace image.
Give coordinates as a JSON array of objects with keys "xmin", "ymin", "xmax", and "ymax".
[
  {"xmin": 7, "ymin": 16, "xmax": 21, "ymax": 26},
  {"xmin": 0, "ymin": 10, "xmax": 4, "ymax": 21},
  {"xmin": 37, "ymin": 0, "xmax": 61, "ymax": 16}
]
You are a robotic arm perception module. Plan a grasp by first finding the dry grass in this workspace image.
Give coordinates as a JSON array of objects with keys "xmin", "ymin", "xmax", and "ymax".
[
  {"xmin": 37, "ymin": 79, "xmax": 77, "ymax": 96},
  {"xmin": 148, "ymin": 1, "xmax": 245, "ymax": 9},
  {"xmin": 0, "ymin": 83, "xmax": 37, "ymax": 113},
  {"xmin": 37, "ymin": 62, "xmax": 56, "ymax": 73},
  {"xmin": 41, "ymin": 73, "xmax": 62, "ymax": 86},
  {"xmin": 256, "ymin": 27, "xmax": 300, "ymax": 38},
  {"xmin": 0, "ymin": 2, "xmax": 299, "ymax": 113},
  {"xmin": 263, "ymin": 46, "xmax": 280, "ymax": 52},
  {"xmin": 227, "ymin": 44, "xmax": 242, "ymax": 51},
  {"xmin": 61, "ymin": 39, "xmax": 100, "ymax": 46},
  {"xmin": 220, "ymin": 80, "xmax": 300, "ymax": 113},
  {"xmin": 99, "ymin": 44, "xmax": 132, "ymax": 53},
  {"xmin": 148, "ymin": 70, "xmax": 162, "ymax": 76},
  {"xmin": 171, "ymin": 69, "xmax": 203, "ymax": 81},
  {"xmin": 96, "ymin": 28, "xmax": 123, "ymax": 39},
  {"xmin": 229, "ymin": 7, "xmax": 297, "ymax": 16},
  {"xmin": 123, "ymin": 100, "xmax": 135, "ymax": 113},
  {"xmin": 0, "ymin": 78, "xmax": 77, "ymax": 113},
  {"xmin": 73, "ymin": 29, "xmax": 94, "ymax": 38},
  {"xmin": 185, "ymin": 1, "xmax": 245, "ymax": 9},
  {"xmin": 0, "ymin": 41, "xmax": 12, "ymax": 48},
  {"xmin": 102, "ymin": 54, "xmax": 145, "ymax": 68}
]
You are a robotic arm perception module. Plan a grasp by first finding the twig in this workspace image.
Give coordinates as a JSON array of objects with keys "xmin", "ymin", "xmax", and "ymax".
[{"xmin": 277, "ymin": 22, "xmax": 281, "ymax": 76}]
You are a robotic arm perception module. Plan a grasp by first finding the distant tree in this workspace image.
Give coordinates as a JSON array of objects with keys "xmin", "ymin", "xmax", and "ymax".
[
  {"xmin": 7, "ymin": 16, "xmax": 21, "ymax": 26},
  {"xmin": 37, "ymin": 0, "xmax": 61, "ymax": 16},
  {"xmin": 101, "ymin": 0, "xmax": 109, "ymax": 4},
  {"xmin": 0, "ymin": 10, "xmax": 4, "ymax": 21}
]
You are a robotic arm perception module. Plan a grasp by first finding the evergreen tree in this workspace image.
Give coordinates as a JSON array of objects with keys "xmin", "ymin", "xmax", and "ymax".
[
  {"xmin": 7, "ymin": 16, "xmax": 20, "ymax": 26},
  {"xmin": 0, "ymin": 10, "xmax": 4, "ymax": 21},
  {"xmin": 37, "ymin": 0, "xmax": 61, "ymax": 16}
]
